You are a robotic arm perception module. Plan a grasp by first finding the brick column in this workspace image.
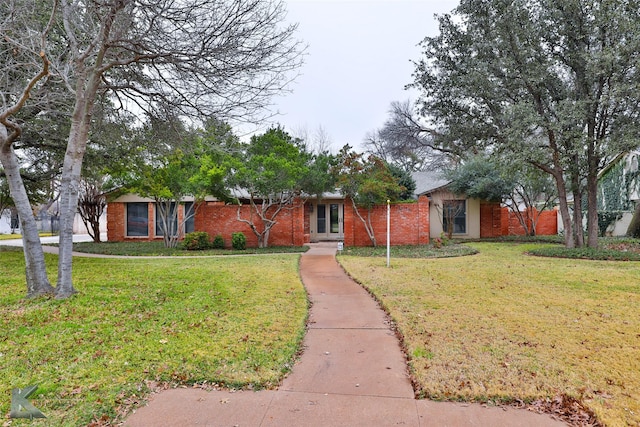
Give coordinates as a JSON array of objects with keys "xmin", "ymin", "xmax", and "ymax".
[{"xmin": 107, "ymin": 202, "xmax": 125, "ymax": 242}]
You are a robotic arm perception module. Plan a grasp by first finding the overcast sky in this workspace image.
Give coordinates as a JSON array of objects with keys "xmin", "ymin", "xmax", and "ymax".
[{"xmin": 256, "ymin": 0, "xmax": 460, "ymax": 151}]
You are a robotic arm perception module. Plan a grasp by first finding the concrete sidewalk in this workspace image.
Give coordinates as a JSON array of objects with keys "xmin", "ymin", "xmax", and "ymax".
[
  {"xmin": 123, "ymin": 243, "xmax": 566, "ymax": 426},
  {"xmin": 0, "ymin": 233, "xmax": 104, "ymax": 247}
]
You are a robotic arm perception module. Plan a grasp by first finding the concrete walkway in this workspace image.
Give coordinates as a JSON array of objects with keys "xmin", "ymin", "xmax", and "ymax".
[
  {"xmin": 123, "ymin": 243, "xmax": 566, "ymax": 427},
  {"xmin": 0, "ymin": 233, "xmax": 102, "ymax": 247}
]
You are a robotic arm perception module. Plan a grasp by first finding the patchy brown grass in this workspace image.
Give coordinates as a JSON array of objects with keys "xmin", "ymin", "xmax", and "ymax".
[
  {"xmin": 0, "ymin": 251, "xmax": 307, "ymax": 426},
  {"xmin": 338, "ymin": 242, "xmax": 640, "ymax": 427}
]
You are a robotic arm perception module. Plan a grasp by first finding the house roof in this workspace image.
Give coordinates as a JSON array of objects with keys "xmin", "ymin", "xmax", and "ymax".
[{"xmin": 411, "ymin": 171, "xmax": 450, "ymax": 197}]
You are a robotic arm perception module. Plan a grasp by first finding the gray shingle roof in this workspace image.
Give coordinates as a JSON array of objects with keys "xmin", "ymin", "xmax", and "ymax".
[{"xmin": 411, "ymin": 171, "xmax": 450, "ymax": 197}]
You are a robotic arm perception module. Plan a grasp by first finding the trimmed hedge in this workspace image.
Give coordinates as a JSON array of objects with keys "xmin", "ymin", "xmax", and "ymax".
[
  {"xmin": 212, "ymin": 234, "xmax": 225, "ymax": 249},
  {"xmin": 182, "ymin": 231, "xmax": 211, "ymax": 250},
  {"xmin": 231, "ymin": 232, "xmax": 247, "ymax": 250},
  {"xmin": 527, "ymin": 246, "xmax": 640, "ymax": 261}
]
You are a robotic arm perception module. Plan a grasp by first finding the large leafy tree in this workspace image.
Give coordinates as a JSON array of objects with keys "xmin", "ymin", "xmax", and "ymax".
[
  {"xmin": 133, "ymin": 150, "xmax": 229, "ymax": 248},
  {"xmin": 446, "ymin": 156, "xmax": 515, "ymax": 203},
  {"xmin": 123, "ymin": 117, "xmax": 236, "ymax": 248},
  {"xmin": 446, "ymin": 155, "xmax": 557, "ymax": 236},
  {"xmin": 410, "ymin": 0, "xmax": 640, "ymax": 248},
  {"xmin": 228, "ymin": 127, "xmax": 320, "ymax": 248},
  {"xmin": 2, "ymin": 0, "xmax": 304, "ymax": 298},
  {"xmin": 333, "ymin": 145, "xmax": 405, "ymax": 247}
]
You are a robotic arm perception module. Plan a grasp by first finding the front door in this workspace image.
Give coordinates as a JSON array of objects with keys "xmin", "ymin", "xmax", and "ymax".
[{"xmin": 315, "ymin": 203, "xmax": 343, "ymax": 240}]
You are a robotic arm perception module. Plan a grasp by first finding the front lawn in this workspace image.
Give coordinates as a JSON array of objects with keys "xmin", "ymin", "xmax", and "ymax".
[
  {"xmin": 340, "ymin": 242, "xmax": 478, "ymax": 258},
  {"xmin": 0, "ymin": 249, "xmax": 307, "ymax": 426},
  {"xmin": 69, "ymin": 241, "xmax": 309, "ymax": 256},
  {"xmin": 338, "ymin": 242, "xmax": 640, "ymax": 427}
]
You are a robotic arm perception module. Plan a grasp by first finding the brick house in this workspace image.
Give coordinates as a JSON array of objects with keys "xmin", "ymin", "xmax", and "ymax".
[
  {"xmin": 106, "ymin": 171, "xmax": 557, "ymax": 247},
  {"xmin": 413, "ymin": 171, "xmax": 558, "ymax": 239},
  {"xmin": 106, "ymin": 192, "xmax": 431, "ymax": 247}
]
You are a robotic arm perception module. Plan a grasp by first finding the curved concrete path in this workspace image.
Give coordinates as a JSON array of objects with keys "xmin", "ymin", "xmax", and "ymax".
[{"xmin": 123, "ymin": 243, "xmax": 566, "ymax": 427}]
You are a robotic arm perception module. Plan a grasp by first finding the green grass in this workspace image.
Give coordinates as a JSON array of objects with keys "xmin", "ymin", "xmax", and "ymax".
[
  {"xmin": 68, "ymin": 241, "xmax": 309, "ymax": 256},
  {"xmin": 338, "ymin": 242, "xmax": 640, "ymax": 427},
  {"xmin": 527, "ymin": 238, "xmax": 640, "ymax": 261},
  {"xmin": 340, "ymin": 243, "xmax": 478, "ymax": 258},
  {"xmin": 0, "ymin": 233, "xmax": 54, "ymax": 241},
  {"xmin": 0, "ymin": 249, "xmax": 308, "ymax": 426},
  {"xmin": 527, "ymin": 245, "xmax": 640, "ymax": 261},
  {"xmin": 0, "ymin": 234, "xmax": 21, "ymax": 241}
]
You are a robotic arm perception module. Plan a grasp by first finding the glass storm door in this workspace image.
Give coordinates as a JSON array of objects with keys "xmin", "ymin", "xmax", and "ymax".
[{"xmin": 316, "ymin": 203, "xmax": 343, "ymax": 239}]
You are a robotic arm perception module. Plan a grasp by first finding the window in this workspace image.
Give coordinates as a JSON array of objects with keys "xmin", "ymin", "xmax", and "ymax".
[
  {"xmin": 330, "ymin": 203, "xmax": 340, "ymax": 233},
  {"xmin": 317, "ymin": 204, "xmax": 326, "ymax": 234},
  {"xmin": 155, "ymin": 202, "xmax": 178, "ymax": 237},
  {"xmin": 184, "ymin": 202, "xmax": 195, "ymax": 234},
  {"xmin": 127, "ymin": 203, "xmax": 149, "ymax": 236},
  {"xmin": 442, "ymin": 200, "xmax": 466, "ymax": 234}
]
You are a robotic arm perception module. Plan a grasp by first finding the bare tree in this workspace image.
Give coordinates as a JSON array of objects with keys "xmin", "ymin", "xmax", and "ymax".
[
  {"xmin": 3, "ymin": 0, "xmax": 305, "ymax": 298},
  {"xmin": 292, "ymin": 124, "xmax": 334, "ymax": 154},
  {"xmin": 364, "ymin": 100, "xmax": 455, "ymax": 172},
  {"xmin": 312, "ymin": 125, "xmax": 333, "ymax": 154},
  {"xmin": 0, "ymin": 0, "xmax": 58, "ymax": 297},
  {"xmin": 431, "ymin": 192, "xmax": 466, "ymax": 240},
  {"xmin": 77, "ymin": 178, "xmax": 106, "ymax": 243},
  {"xmin": 504, "ymin": 167, "xmax": 557, "ymax": 237}
]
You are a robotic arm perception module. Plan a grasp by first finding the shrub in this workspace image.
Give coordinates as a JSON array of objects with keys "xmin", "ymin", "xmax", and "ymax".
[
  {"xmin": 527, "ymin": 245, "xmax": 640, "ymax": 261},
  {"xmin": 231, "ymin": 232, "xmax": 247, "ymax": 250},
  {"xmin": 212, "ymin": 234, "xmax": 225, "ymax": 249},
  {"xmin": 182, "ymin": 231, "xmax": 211, "ymax": 250}
]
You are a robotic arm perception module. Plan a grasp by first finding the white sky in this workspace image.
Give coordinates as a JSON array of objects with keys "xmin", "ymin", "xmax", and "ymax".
[{"xmin": 256, "ymin": 0, "xmax": 460, "ymax": 151}]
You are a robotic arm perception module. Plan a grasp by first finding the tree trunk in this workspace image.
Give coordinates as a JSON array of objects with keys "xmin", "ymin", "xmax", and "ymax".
[
  {"xmin": 90, "ymin": 218, "xmax": 101, "ymax": 243},
  {"xmin": 0, "ymin": 140, "xmax": 54, "ymax": 297},
  {"xmin": 56, "ymin": 124, "xmax": 85, "ymax": 298},
  {"xmin": 572, "ymin": 173, "xmax": 585, "ymax": 248},
  {"xmin": 572, "ymin": 189, "xmax": 584, "ymax": 248},
  {"xmin": 56, "ymin": 69, "xmax": 101, "ymax": 298},
  {"xmin": 552, "ymin": 170, "xmax": 575, "ymax": 248},
  {"xmin": 350, "ymin": 198, "xmax": 376, "ymax": 246},
  {"xmin": 586, "ymin": 158, "xmax": 599, "ymax": 248},
  {"xmin": 509, "ymin": 205, "xmax": 531, "ymax": 236},
  {"xmin": 585, "ymin": 133, "xmax": 600, "ymax": 248}
]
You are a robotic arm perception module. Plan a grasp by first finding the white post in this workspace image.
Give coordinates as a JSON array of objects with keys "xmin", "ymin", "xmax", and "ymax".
[{"xmin": 386, "ymin": 199, "xmax": 390, "ymax": 268}]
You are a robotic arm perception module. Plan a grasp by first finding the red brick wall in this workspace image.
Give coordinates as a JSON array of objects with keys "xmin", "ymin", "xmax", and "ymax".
[
  {"xmin": 480, "ymin": 202, "xmax": 506, "ymax": 238},
  {"xmin": 108, "ymin": 200, "xmax": 305, "ymax": 247},
  {"xmin": 195, "ymin": 201, "xmax": 304, "ymax": 247},
  {"xmin": 507, "ymin": 207, "xmax": 558, "ymax": 236},
  {"xmin": 535, "ymin": 209, "xmax": 558, "ymax": 235},
  {"xmin": 343, "ymin": 196, "xmax": 430, "ymax": 247},
  {"xmin": 478, "ymin": 204, "xmax": 558, "ymax": 238},
  {"xmin": 107, "ymin": 202, "xmax": 125, "ymax": 242}
]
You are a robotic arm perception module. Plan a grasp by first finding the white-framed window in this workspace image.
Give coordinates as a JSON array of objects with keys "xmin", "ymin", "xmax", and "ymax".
[{"xmin": 442, "ymin": 200, "xmax": 466, "ymax": 234}]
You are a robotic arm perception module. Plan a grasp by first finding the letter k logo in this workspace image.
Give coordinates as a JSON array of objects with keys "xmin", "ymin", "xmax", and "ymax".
[{"xmin": 10, "ymin": 385, "xmax": 46, "ymax": 419}]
